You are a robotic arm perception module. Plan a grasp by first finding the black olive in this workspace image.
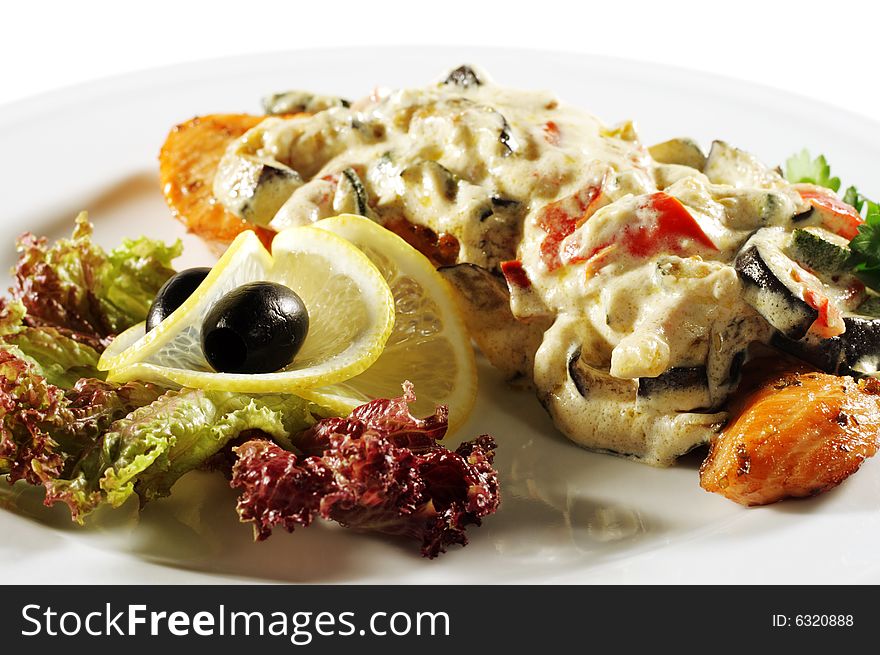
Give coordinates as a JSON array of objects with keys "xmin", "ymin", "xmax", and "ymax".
[
  {"xmin": 201, "ymin": 281, "xmax": 309, "ymax": 374},
  {"xmin": 146, "ymin": 267, "xmax": 212, "ymax": 332}
]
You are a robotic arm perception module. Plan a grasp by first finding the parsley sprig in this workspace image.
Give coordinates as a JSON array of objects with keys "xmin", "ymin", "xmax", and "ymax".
[
  {"xmin": 784, "ymin": 148, "xmax": 841, "ymax": 192},
  {"xmin": 783, "ymin": 149, "xmax": 880, "ymax": 290}
]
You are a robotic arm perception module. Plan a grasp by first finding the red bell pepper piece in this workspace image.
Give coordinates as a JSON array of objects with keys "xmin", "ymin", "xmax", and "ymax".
[{"xmin": 796, "ymin": 186, "xmax": 863, "ymax": 240}]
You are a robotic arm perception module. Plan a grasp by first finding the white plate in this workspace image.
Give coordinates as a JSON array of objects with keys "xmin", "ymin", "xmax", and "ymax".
[{"xmin": 2, "ymin": 47, "xmax": 880, "ymax": 584}]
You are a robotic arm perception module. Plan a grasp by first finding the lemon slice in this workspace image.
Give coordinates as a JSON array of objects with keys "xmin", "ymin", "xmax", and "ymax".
[
  {"xmin": 100, "ymin": 320, "xmax": 147, "ymax": 363},
  {"xmin": 100, "ymin": 227, "xmax": 395, "ymax": 392},
  {"xmin": 301, "ymin": 214, "xmax": 477, "ymax": 432}
]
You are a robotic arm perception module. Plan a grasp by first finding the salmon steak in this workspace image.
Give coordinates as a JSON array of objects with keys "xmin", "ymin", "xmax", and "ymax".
[{"xmin": 700, "ymin": 367, "xmax": 880, "ymax": 505}]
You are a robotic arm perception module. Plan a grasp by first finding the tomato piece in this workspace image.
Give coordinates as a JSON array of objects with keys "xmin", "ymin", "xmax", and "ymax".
[
  {"xmin": 538, "ymin": 204, "xmax": 579, "ymax": 270},
  {"xmin": 501, "ymin": 260, "xmax": 532, "ymax": 289},
  {"xmin": 253, "ymin": 225, "xmax": 277, "ymax": 251},
  {"xmin": 791, "ymin": 267, "xmax": 845, "ymax": 338},
  {"xmin": 537, "ymin": 179, "xmax": 606, "ymax": 270},
  {"xmin": 796, "ymin": 186, "xmax": 863, "ymax": 240},
  {"xmin": 623, "ymin": 192, "xmax": 718, "ymax": 257},
  {"xmin": 543, "ymin": 121, "xmax": 561, "ymax": 146},
  {"xmin": 802, "ymin": 287, "xmax": 845, "ymax": 338}
]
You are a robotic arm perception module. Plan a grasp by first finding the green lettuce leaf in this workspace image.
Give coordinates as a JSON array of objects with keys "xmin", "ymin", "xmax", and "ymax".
[
  {"xmin": 1, "ymin": 216, "xmax": 337, "ymax": 525},
  {"xmin": 0, "ymin": 300, "xmax": 26, "ymax": 336},
  {"xmin": 2, "ymin": 326, "xmax": 101, "ymax": 387},
  {"xmin": 99, "ymin": 233, "xmax": 182, "ymax": 333},
  {"xmin": 1, "ymin": 298, "xmax": 103, "ymax": 388},
  {"xmin": 43, "ymin": 389, "xmax": 323, "ymax": 521},
  {"xmin": 11, "ymin": 212, "xmax": 180, "ymax": 350},
  {"xmin": 0, "ymin": 339, "xmax": 163, "ymax": 484}
]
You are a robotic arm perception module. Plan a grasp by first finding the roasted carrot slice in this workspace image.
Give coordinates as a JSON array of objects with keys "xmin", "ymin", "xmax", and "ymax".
[
  {"xmin": 158, "ymin": 114, "xmax": 275, "ymax": 254},
  {"xmin": 700, "ymin": 366, "xmax": 880, "ymax": 506}
]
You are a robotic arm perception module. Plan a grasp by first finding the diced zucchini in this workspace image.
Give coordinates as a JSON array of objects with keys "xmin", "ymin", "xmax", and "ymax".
[
  {"xmin": 788, "ymin": 226, "xmax": 851, "ymax": 275},
  {"xmin": 333, "ymin": 168, "xmax": 369, "ymax": 216},
  {"xmin": 214, "ymin": 156, "xmax": 302, "ymax": 225},
  {"xmin": 703, "ymin": 140, "xmax": 780, "ymax": 187},
  {"xmin": 648, "ymin": 137, "xmax": 706, "ymax": 170},
  {"xmin": 262, "ymin": 91, "xmax": 350, "ymax": 115}
]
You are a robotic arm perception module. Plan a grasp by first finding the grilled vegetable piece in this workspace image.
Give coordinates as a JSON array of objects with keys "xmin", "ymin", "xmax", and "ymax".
[
  {"xmin": 788, "ymin": 226, "xmax": 851, "ymax": 275},
  {"xmin": 637, "ymin": 366, "xmax": 712, "ymax": 412},
  {"xmin": 443, "ymin": 65, "xmax": 482, "ymax": 88},
  {"xmin": 703, "ymin": 140, "xmax": 782, "ymax": 187},
  {"xmin": 335, "ymin": 167, "xmax": 369, "ymax": 216},
  {"xmin": 700, "ymin": 365, "xmax": 880, "ymax": 506},
  {"xmin": 769, "ymin": 331, "xmax": 843, "ymax": 374},
  {"xmin": 734, "ymin": 229, "xmax": 819, "ymax": 340},
  {"xmin": 262, "ymin": 91, "xmax": 350, "ymax": 115},
  {"xmin": 647, "ymin": 137, "xmax": 706, "ymax": 170},
  {"xmin": 772, "ymin": 314, "xmax": 880, "ymax": 376},
  {"xmin": 212, "ymin": 156, "xmax": 302, "ymax": 225},
  {"xmin": 159, "ymin": 114, "xmax": 276, "ymax": 255},
  {"xmin": 554, "ymin": 341, "xmax": 725, "ymax": 465},
  {"xmin": 857, "ymin": 295, "xmax": 880, "ymax": 317},
  {"xmin": 838, "ymin": 316, "xmax": 880, "ymax": 374},
  {"xmin": 794, "ymin": 184, "xmax": 864, "ymax": 240}
]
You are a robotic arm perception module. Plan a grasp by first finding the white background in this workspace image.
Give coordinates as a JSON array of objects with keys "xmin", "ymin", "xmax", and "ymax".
[
  {"xmin": 3, "ymin": 0, "xmax": 880, "ymax": 122},
  {"xmin": 3, "ymin": 1, "xmax": 880, "ymax": 584}
]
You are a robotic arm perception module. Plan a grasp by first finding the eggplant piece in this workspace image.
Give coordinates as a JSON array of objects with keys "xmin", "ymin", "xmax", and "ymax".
[
  {"xmin": 792, "ymin": 207, "xmax": 815, "ymax": 223},
  {"xmin": 464, "ymin": 104, "xmax": 519, "ymax": 156},
  {"xmin": 476, "ymin": 196, "xmax": 523, "ymax": 263},
  {"xmin": 261, "ymin": 91, "xmax": 350, "ymax": 115},
  {"xmin": 771, "ymin": 314, "xmax": 880, "ymax": 375},
  {"xmin": 443, "ymin": 65, "xmax": 482, "ymax": 88},
  {"xmin": 857, "ymin": 295, "xmax": 880, "ymax": 317},
  {"xmin": 479, "ymin": 196, "xmax": 520, "ymax": 222},
  {"xmin": 333, "ymin": 167, "xmax": 369, "ymax": 216},
  {"xmin": 567, "ymin": 346, "xmax": 636, "ymax": 399},
  {"xmin": 556, "ymin": 344, "xmax": 723, "ymax": 465},
  {"xmin": 214, "ymin": 156, "xmax": 302, "ymax": 225},
  {"xmin": 637, "ymin": 366, "xmax": 707, "ymax": 396},
  {"xmin": 841, "ymin": 315, "xmax": 880, "ymax": 374},
  {"xmin": 637, "ymin": 366, "xmax": 713, "ymax": 412},
  {"xmin": 726, "ymin": 350, "xmax": 747, "ymax": 386},
  {"xmin": 647, "ymin": 137, "xmax": 706, "ymax": 170},
  {"xmin": 734, "ymin": 230, "xmax": 818, "ymax": 340},
  {"xmin": 567, "ymin": 348, "xmax": 590, "ymax": 397},
  {"xmin": 770, "ymin": 331, "xmax": 843, "ymax": 374}
]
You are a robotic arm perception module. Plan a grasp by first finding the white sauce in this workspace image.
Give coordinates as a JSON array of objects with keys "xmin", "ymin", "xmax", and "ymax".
[{"xmin": 214, "ymin": 68, "xmax": 850, "ymax": 466}]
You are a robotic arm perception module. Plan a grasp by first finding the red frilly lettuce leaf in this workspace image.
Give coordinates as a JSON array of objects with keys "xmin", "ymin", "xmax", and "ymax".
[
  {"xmin": 0, "ymin": 346, "xmax": 164, "ymax": 490},
  {"xmin": 10, "ymin": 213, "xmax": 179, "ymax": 350},
  {"xmin": 231, "ymin": 385, "xmax": 500, "ymax": 558},
  {"xmin": 295, "ymin": 380, "xmax": 448, "ymax": 455},
  {"xmin": 0, "ymin": 349, "xmax": 69, "ymax": 484}
]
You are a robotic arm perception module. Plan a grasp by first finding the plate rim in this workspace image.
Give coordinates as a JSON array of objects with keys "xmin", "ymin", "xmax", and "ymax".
[{"xmin": 2, "ymin": 44, "xmax": 880, "ymax": 138}]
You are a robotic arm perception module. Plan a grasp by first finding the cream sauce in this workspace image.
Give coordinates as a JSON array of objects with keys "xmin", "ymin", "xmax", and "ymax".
[{"xmin": 213, "ymin": 67, "xmax": 848, "ymax": 465}]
